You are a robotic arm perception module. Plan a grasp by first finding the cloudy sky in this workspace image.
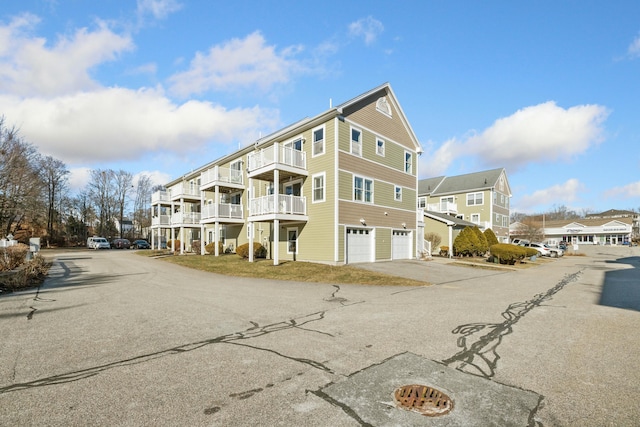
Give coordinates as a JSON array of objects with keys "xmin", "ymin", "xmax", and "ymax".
[{"xmin": 1, "ymin": 0, "xmax": 639, "ymax": 214}]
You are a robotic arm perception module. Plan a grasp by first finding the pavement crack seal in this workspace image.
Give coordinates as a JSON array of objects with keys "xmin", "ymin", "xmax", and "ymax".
[
  {"xmin": 441, "ymin": 270, "xmax": 582, "ymax": 379},
  {"xmin": 0, "ymin": 311, "xmax": 332, "ymax": 394}
]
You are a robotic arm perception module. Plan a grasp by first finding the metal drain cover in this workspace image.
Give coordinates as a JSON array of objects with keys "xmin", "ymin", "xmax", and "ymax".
[{"xmin": 393, "ymin": 384, "xmax": 453, "ymax": 417}]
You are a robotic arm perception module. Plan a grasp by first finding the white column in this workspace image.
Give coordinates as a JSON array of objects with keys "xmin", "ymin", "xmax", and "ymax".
[
  {"xmin": 215, "ymin": 221, "xmax": 220, "ymax": 256},
  {"xmin": 273, "ymin": 169, "xmax": 280, "ymax": 266}
]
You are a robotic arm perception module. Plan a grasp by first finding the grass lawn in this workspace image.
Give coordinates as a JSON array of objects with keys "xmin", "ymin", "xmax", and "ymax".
[{"xmin": 139, "ymin": 251, "xmax": 430, "ymax": 287}]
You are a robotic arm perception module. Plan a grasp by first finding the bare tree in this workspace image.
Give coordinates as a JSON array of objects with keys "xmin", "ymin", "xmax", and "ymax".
[
  {"xmin": 0, "ymin": 117, "xmax": 44, "ymax": 238},
  {"xmin": 88, "ymin": 169, "xmax": 116, "ymax": 238},
  {"xmin": 114, "ymin": 170, "xmax": 133, "ymax": 238},
  {"xmin": 132, "ymin": 174, "xmax": 152, "ymax": 238},
  {"xmin": 40, "ymin": 156, "xmax": 69, "ymax": 244},
  {"xmin": 513, "ymin": 218, "xmax": 545, "ymax": 243}
]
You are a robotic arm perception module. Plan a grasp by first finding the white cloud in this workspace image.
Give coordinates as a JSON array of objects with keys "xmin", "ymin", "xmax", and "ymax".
[
  {"xmin": 604, "ymin": 181, "xmax": 640, "ymax": 199},
  {"xmin": 168, "ymin": 32, "xmax": 305, "ymax": 97},
  {"xmin": 348, "ymin": 16, "xmax": 384, "ymax": 45},
  {"xmin": 421, "ymin": 101, "xmax": 609, "ymax": 175},
  {"xmin": 628, "ymin": 33, "xmax": 640, "ymax": 58},
  {"xmin": 0, "ymin": 87, "xmax": 280, "ymax": 165},
  {"xmin": 420, "ymin": 138, "xmax": 460, "ymax": 176},
  {"xmin": 0, "ymin": 14, "xmax": 134, "ymax": 97},
  {"xmin": 517, "ymin": 179, "xmax": 585, "ymax": 212},
  {"xmin": 137, "ymin": 0, "xmax": 182, "ymax": 21}
]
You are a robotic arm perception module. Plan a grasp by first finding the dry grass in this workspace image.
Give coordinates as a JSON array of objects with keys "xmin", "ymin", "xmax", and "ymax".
[{"xmin": 142, "ymin": 252, "xmax": 430, "ymax": 287}]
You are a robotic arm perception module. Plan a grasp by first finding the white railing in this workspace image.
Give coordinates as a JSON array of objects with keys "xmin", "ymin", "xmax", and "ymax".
[
  {"xmin": 171, "ymin": 212, "xmax": 201, "ymax": 225},
  {"xmin": 427, "ymin": 201, "xmax": 458, "ymax": 213},
  {"xmin": 170, "ymin": 184, "xmax": 200, "ymax": 200},
  {"xmin": 201, "ymin": 166, "xmax": 243, "ymax": 188},
  {"xmin": 152, "ymin": 215, "xmax": 171, "ymax": 226},
  {"xmin": 202, "ymin": 203, "xmax": 244, "ymax": 220},
  {"xmin": 151, "ymin": 190, "xmax": 170, "ymax": 204},
  {"xmin": 249, "ymin": 194, "xmax": 306, "ymax": 216},
  {"xmin": 247, "ymin": 144, "xmax": 306, "ymax": 172}
]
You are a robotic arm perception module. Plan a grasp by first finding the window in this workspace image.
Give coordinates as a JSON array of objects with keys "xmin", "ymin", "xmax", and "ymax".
[
  {"xmin": 312, "ymin": 173, "xmax": 325, "ymax": 202},
  {"xmin": 395, "ymin": 186, "xmax": 402, "ymax": 201},
  {"xmin": 376, "ymin": 138, "xmax": 385, "ymax": 156},
  {"xmin": 351, "ymin": 128, "xmax": 362, "ymax": 157},
  {"xmin": 312, "ymin": 126, "xmax": 324, "ymax": 156},
  {"xmin": 418, "ymin": 197, "xmax": 426, "ymax": 209},
  {"xmin": 230, "ymin": 160, "xmax": 242, "ymax": 183},
  {"xmin": 354, "ymin": 176, "xmax": 373, "ymax": 203},
  {"xmin": 404, "ymin": 151, "xmax": 412, "ymax": 174},
  {"xmin": 467, "ymin": 192, "xmax": 483, "ymax": 206},
  {"xmin": 470, "ymin": 213, "xmax": 480, "ymax": 224},
  {"xmin": 287, "ymin": 228, "xmax": 298, "ymax": 254}
]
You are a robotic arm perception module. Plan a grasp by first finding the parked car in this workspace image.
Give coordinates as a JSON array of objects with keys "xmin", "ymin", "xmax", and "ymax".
[
  {"xmin": 558, "ymin": 241, "xmax": 568, "ymax": 250},
  {"xmin": 112, "ymin": 238, "xmax": 131, "ymax": 249},
  {"xmin": 523, "ymin": 242, "xmax": 552, "ymax": 257},
  {"xmin": 544, "ymin": 244, "xmax": 564, "ymax": 257},
  {"xmin": 131, "ymin": 239, "xmax": 150, "ymax": 249},
  {"xmin": 87, "ymin": 236, "xmax": 110, "ymax": 250},
  {"xmin": 512, "ymin": 238, "xmax": 529, "ymax": 246}
]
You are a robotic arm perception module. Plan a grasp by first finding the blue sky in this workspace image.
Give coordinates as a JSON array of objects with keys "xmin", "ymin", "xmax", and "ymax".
[{"xmin": 1, "ymin": 0, "xmax": 639, "ymax": 215}]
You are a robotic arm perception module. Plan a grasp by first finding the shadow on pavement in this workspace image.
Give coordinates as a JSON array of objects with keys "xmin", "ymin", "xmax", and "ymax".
[{"xmin": 599, "ymin": 256, "xmax": 640, "ymax": 312}]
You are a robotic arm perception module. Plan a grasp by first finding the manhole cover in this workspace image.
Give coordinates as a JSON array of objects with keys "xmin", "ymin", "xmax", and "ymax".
[{"xmin": 393, "ymin": 384, "xmax": 453, "ymax": 417}]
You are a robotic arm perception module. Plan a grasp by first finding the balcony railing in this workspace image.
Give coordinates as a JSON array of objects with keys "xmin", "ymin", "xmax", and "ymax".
[
  {"xmin": 202, "ymin": 203, "xmax": 244, "ymax": 220},
  {"xmin": 427, "ymin": 201, "xmax": 458, "ymax": 214},
  {"xmin": 152, "ymin": 190, "xmax": 170, "ymax": 204},
  {"xmin": 201, "ymin": 166, "xmax": 243, "ymax": 188},
  {"xmin": 152, "ymin": 215, "xmax": 171, "ymax": 226},
  {"xmin": 171, "ymin": 212, "xmax": 201, "ymax": 225},
  {"xmin": 249, "ymin": 194, "xmax": 306, "ymax": 216},
  {"xmin": 171, "ymin": 184, "xmax": 200, "ymax": 200},
  {"xmin": 247, "ymin": 144, "xmax": 306, "ymax": 172}
]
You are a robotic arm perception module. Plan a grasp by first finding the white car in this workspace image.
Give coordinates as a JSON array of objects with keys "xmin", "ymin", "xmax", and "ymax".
[
  {"xmin": 87, "ymin": 236, "xmax": 110, "ymax": 249},
  {"xmin": 525, "ymin": 242, "xmax": 563, "ymax": 257}
]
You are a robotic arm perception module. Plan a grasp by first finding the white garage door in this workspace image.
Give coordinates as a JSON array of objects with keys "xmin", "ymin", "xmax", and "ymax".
[
  {"xmin": 392, "ymin": 230, "xmax": 412, "ymax": 260},
  {"xmin": 347, "ymin": 228, "xmax": 373, "ymax": 263}
]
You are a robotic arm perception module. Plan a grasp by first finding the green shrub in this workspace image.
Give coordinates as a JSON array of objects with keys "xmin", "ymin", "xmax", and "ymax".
[
  {"xmin": 204, "ymin": 241, "xmax": 224, "ymax": 255},
  {"xmin": 236, "ymin": 242, "xmax": 267, "ymax": 259},
  {"xmin": 483, "ymin": 228, "xmax": 499, "ymax": 247},
  {"xmin": 472, "ymin": 226, "xmax": 488, "ymax": 255},
  {"xmin": 489, "ymin": 243, "xmax": 527, "ymax": 264}
]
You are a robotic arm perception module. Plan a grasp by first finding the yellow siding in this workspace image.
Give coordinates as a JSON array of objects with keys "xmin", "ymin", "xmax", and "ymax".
[{"xmin": 376, "ymin": 228, "xmax": 392, "ymax": 260}]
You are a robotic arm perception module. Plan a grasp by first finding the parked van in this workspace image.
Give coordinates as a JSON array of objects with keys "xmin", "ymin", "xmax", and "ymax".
[{"xmin": 87, "ymin": 236, "xmax": 110, "ymax": 249}]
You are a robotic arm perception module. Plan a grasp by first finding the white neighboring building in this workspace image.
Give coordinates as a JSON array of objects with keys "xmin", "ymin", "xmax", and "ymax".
[{"xmin": 511, "ymin": 217, "xmax": 633, "ymax": 246}]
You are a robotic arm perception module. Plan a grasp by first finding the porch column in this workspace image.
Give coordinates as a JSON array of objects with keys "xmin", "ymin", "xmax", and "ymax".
[
  {"xmin": 249, "ymin": 221, "xmax": 254, "ymax": 263},
  {"xmin": 200, "ymin": 223, "xmax": 205, "ymax": 255},
  {"xmin": 215, "ymin": 221, "xmax": 220, "ymax": 256},
  {"xmin": 180, "ymin": 226, "xmax": 184, "ymax": 255},
  {"xmin": 273, "ymin": 169, "xmax": 280, "ymax": 266}
]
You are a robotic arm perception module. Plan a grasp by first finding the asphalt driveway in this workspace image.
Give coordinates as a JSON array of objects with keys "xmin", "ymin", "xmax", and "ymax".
[{"xmin": 1, "ymin": 245, "xmax": 638, "ymax": 426}]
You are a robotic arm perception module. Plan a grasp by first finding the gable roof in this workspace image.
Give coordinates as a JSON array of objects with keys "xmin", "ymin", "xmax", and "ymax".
[
  {"xmin": 418, "ymin": 176, "xmax": 445, "ymax": 196},
  {"xmin": 418, "ymin": 168, "xmax": 509, "ymax": 196},
  {"xmin": 424, "ymin": 211, "xmax": 477, "ymax": 227}
]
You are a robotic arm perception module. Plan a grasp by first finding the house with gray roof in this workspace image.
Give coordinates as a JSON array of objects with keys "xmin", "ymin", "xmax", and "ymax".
[{"xmin": 418, "ymin": 168, "xmax": 512, "ymax": 243}]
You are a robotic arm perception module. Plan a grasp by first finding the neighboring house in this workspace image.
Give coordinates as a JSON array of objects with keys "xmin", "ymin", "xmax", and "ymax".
[
  {"xmin": 424, "ymin": 211, "xmax": 478, "ymax": 257},
  {"xmin": 418, "ymin": 168, "xmax": 512, "ymax": 243},
  {"xmin": 511, "ymin": 217, "xmax": 634, "ymax": 246},
  {"xmin": 151, "ymin": 83, "xmax": 423, "ymax": 264},
  {"xmin": 113, "ymin": 218, "xmax": 134, "ymax": 237}
]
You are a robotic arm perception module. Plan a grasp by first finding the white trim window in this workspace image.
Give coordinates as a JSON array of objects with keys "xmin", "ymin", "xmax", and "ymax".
[
  {"xmin": 287, "ymin": 227, "xmax": 298, "ymax": 254},
  {"xmin": 470, "ymin": 213, "xmax": 480, "ymax": 224},
  {"xmin": 467, "ymin": 192, "xmax": 483, "ymax": 206},
  {"xmin": 312, "ymin": 172, "xmax": 325, "ymax": 203},
  {"xmin": 351, "ymin": 127, "xmax": 362, "ymax": 157},
  {"xmin": 354, "ymin": 176, "xmax": 373, "ymax": 203},
  {"xmin": 312, "ymin": 125, "xmax": 325, "ymax": 157},
  {"xmin": 404, "ymin": 151, "xmax": 412, "ymax": 174},
  {"xmin": 418, "ymin": 196, "xmax": 426, "ymax": 209},
  {"xmin": 394, "ymin": 185, "xmax": 402, "ymax": 201},
  {"xmin": 376, "ymin": 138, "xmax": 385, "ymax": 156}
]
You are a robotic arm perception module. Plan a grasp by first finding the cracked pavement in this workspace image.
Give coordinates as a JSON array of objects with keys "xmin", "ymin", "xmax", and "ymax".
[{"xmin": 1, "ymin": 246, "xmax": 639, "ymax": 426}]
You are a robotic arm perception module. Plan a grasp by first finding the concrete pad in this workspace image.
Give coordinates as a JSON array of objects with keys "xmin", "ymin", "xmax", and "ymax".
[{"xmin": 319, "ymin": 352, "xmax": 541, "ymax": 426}]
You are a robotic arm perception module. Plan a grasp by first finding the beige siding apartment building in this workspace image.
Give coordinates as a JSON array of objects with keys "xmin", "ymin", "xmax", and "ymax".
[{"xmin": 150, "ymin": 83, "xmax": 423, "ymax": 264}]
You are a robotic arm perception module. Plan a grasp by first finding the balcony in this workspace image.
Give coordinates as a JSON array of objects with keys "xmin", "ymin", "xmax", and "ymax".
[
  {"xmin": 427, "ymin": 201, "xmax": 458, "ymax": 215},
  {"xmin": 171, "ymin": 212, "xmax": 201, "ymax": 225},
  {"xmin": 200, "ymin": 166, "xmax": 244, "ymax": 191},
  {"xmin": 171, "ymin": 184, "xmax": 200, "ymax": 201},
  {"xmin": 151, "ymin": 190, "xmax": 170, "ymax": 204},
  {"xmin": 201, "ymin": 203, "xmax": 244, "ymax": 222},
  {"xmin": 247, "ymin": 143, "xmax": 307, "ymax": 180},
  {"xmin": 249, "ymin": 194, "xmax": 307, "ymax": 220},
  {"xmin": 151, "ymin": 215, "xmax": 171, "ymax": 226}
]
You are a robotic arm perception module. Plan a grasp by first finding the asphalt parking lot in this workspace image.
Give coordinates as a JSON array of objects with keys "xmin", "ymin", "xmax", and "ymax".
[{"xmin": 1, "ymin": 245, "xmax": 639, "ymax": 426}]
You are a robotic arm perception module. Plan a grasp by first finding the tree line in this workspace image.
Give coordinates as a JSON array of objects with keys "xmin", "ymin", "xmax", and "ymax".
[{"xmin": 0, "ymin": 116, "xmax": 153, "ymax": 246}]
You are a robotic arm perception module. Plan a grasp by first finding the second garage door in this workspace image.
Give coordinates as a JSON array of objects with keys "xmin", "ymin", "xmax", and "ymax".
[{"xmin": 392, "ymin": 230, "xmax": 412, "ymax": 260}]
